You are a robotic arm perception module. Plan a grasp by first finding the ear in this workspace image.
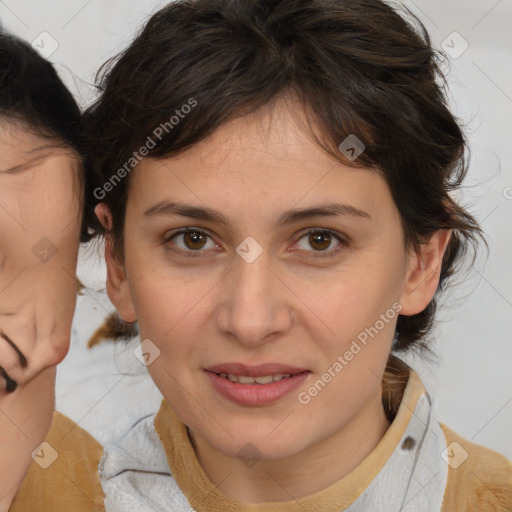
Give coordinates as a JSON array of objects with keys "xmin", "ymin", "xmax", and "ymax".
[
  {"xmin": 94, "ymin": 203, "xmax": 137, "ymax": 323},
  {"xmin": 399, "ymin": 229, "xmax": 452, "ymax": 316}
]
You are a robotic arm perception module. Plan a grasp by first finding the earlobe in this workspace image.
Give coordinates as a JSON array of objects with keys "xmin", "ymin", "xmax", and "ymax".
[
  {"xmin": 399, "ymin": 229, "xmax": 452, "ymax": 316},
  {"xmin": 94, "ymin": 203, "xmax": 137, "ymax": 324}
]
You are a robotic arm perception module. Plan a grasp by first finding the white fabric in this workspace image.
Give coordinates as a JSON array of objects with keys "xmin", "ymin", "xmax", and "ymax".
[
  {"xmin": 99, "ymin": 414, "xmax": 191, "ymax": 512},
  {"xmin": 98, "ymin": 387, "xmax": 448, "ymax": 511},
  {"xmin": 345, "ymin": 393, "xmax": 448, "ymax": 511}
]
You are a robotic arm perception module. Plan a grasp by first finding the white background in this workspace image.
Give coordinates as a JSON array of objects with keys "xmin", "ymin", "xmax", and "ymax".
[{"xmin": 1, "ymin": 0, "xmax": 511, "ymax": 458}]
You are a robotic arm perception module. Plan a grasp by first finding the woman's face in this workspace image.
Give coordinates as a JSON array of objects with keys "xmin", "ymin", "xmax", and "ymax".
[
  {"xmin": 0, "ymin": 121, "xmax": 82, "ymax": 376},
  {"xmin": 105, "ymin": 101, "xmax": 441, "ymax": 462}
]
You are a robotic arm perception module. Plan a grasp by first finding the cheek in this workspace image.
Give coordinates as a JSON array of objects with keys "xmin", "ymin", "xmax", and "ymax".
[
  {"xmin": 311, "ymin": 286, "xmax": 397, "ymax": 382},
  {"xmin": 126, "ymin": 263, "xmax": 212, "ymax": 377},
  {"xmin": 23, "ymin": 174, "xmax": 78, "ymax": 229},
  {"xmin": 0, "ymin": 170, "xmax": 81, "ymax": 262},
  {"xmin": 130, "ymin": 272, "xmax": 210, "ymax": 424},
  {"xmin": 298, "ymin": 257, "xmax": 403, "ymax": 399},
  {"xmin": 303, "ymin": 261, "xmax": 402, "ymax": 342},
  {"xmin": 131, "ymin": 270, "xmax": 205, "ymax": 335},
  {"xmin": 296, "ymin": 273, "xmax": 399, "ymax": 427}
]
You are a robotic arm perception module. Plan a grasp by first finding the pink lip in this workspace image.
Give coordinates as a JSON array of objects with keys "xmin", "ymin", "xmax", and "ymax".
[{"xmin": 204, "ymin": 362, "xmax": 310, "ymax": 406}]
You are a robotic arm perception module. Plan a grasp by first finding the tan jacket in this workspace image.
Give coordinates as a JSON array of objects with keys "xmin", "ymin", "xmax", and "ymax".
[{"xmin": 10, "ymin": 372, "xmax": 512, "ymax": 511}]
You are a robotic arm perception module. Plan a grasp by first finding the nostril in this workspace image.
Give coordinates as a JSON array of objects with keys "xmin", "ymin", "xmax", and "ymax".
[
  {"xmin": 0, "ymin": 365, "xmax": 17, "ymax": 393},
  {"xmin": 0, "ymin": 330, "xmax": 27, "ymax": 368}
]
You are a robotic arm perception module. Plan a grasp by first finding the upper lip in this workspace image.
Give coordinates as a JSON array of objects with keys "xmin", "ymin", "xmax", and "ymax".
[{"xmin": 205, "ymin": 363, "xmax": 309, "ymax": 377}]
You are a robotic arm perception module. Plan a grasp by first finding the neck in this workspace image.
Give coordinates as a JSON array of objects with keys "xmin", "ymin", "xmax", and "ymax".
[
  {"xmin": 0, "ymin": 367, "xmax": 56, "ymax": 512},
  {"xmin": 190, "ymin": 389, "xmax": 391, "ymax": 504}
]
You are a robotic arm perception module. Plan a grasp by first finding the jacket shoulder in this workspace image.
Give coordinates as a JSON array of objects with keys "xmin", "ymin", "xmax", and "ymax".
[
  {"xmin": 9, "ymin": 410, "xmax": 105, "ymax": 512},
  {"xmin": 440, "ymin": 423, "xmax": 512, "ymax": 512}
]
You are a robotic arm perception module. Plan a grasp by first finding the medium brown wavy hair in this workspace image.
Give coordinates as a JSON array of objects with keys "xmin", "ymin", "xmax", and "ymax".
[{"xmin": 83, "ymin": 0, "xmax": 483, "ymax": 362}]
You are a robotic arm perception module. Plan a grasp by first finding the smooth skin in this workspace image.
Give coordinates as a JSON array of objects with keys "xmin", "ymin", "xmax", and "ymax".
[
  {"xmin": 97, "ymin": 98, "xmax": 451, "ymax": 503},
  {"xmin": 0, "ymin": 121, "xmax": 82, "ymax": 511}
]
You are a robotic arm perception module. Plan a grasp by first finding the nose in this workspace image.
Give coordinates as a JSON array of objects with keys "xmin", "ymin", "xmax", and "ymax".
[{"xmin": 215, "ymin": 246, "xmax": 293, "ymax": 348}]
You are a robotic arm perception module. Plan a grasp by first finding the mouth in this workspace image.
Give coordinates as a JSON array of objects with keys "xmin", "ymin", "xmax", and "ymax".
[
  {"xmin": 204, "ymin": 363, "xmax": 310, "ymax": 405},
  {"xmin": 212, "ymin": 372, "xmax": 296, "ymax": 384}
]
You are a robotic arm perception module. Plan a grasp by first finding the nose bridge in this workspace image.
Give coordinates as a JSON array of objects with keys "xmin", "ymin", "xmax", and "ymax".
[{"xmin": 217, "ymin": 243, "xmax": 291, "ymax": 346}]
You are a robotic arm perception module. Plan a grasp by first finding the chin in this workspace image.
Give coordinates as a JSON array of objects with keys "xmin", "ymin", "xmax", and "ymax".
[{"xmin": 198, "ymin": 419, "xmax": 312, "ymax": 462}]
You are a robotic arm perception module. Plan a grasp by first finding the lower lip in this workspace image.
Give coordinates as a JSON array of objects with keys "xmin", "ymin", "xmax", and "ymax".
[{"xmin": 205, "ymin": 371, "xmax": 310, "ymax": 406}]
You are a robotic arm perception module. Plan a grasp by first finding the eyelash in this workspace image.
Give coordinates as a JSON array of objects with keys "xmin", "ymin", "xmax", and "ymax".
[{"xmin": 164, "ymin": 227, "xmax": 348, "ymax": 259}]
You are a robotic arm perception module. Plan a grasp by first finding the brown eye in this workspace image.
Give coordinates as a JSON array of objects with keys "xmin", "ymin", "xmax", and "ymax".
[
  {"xmin": 294, "ymin": 228, "xmax": 348, "ymax": 258},
  {"xmin": 165, "ymin": 228, "xmax": 218, "ymax": 257},
  {"xmin": 308, "ymin": 232, "xmax": 332, "ymax": 251},
  {"xmin": 183, "ymin": 231, "xmax": 208, "ymax": 250}
]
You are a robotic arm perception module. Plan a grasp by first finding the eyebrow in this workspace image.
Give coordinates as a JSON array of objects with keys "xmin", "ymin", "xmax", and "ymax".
[
  {"xmin": 143, "ymin": 200, "xmax": 371, "ymax": 229},
  {"xmin": 25, "ymin": 144, "xmax": 61, "ymax": 154}
]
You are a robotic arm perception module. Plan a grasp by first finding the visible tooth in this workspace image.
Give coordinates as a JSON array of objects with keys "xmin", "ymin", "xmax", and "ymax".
[
  {"xmin": 222, "ymin": 372, "xmax": 295, "ymax": 384},
  {"xmin": 254, "ymin": 375, "xmax": 274, "ymax": 384}
]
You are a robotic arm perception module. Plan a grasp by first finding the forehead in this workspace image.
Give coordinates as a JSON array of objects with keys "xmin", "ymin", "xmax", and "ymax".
[
  {"xmin": 0, "ymin": 120, "xmax": 48, "ymax": 149},
  {"xmin": 171, "ymin": 99, "xmax": 336, "ymax": 174},
  {"xmin": 128, "ymin": 100, "xmax": 396, "ymax": 227},
  {"xmin": 0, "ymin": 120, "xmax": 75, "ymax": 168},
  {"xmin": 0, "ymin": 120, "xmax": 83, "ymax": 208}
]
